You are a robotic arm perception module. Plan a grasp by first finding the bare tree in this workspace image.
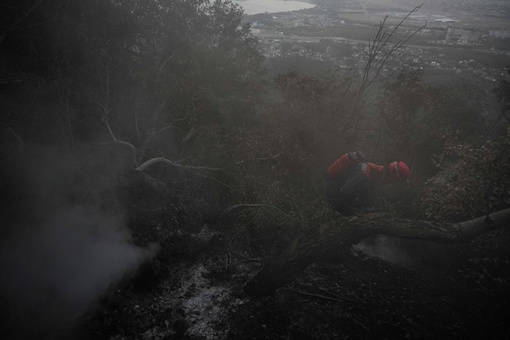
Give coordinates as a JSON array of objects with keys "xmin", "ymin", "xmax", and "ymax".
[{"xmin": 358, "ymin": 4, "xmax": 426, "ymax": 98}]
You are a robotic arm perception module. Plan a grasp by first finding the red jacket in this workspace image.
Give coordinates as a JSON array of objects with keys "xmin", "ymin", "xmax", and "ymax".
[{"xmin": 327, "ymin": 152, "xmax": 386, "ymax": 186}]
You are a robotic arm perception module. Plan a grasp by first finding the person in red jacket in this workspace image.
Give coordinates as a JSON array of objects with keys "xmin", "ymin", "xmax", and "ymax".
[{"xmin": 324, "ymin": 151, "xmax": 410, "ymax": 216}]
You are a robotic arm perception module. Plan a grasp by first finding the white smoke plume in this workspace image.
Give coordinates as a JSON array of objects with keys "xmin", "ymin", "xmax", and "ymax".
[
  {"xmin": 354, "ymin": 234, "xmax": 414, "ymax": 267},
  {"xmin": 0, "ymin": 145, "xmax": 151, "ymax": 339}
]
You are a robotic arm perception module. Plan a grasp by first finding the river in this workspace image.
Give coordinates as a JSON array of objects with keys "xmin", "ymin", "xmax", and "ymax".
[{"xmin": 233, "ymin": 0, "xmax": 315, "ymax": 15}]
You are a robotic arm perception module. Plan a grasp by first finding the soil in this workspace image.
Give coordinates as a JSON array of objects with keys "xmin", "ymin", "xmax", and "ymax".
[{"xmin": 77, "ymin": 227, "xmax": 510, "ymax": 340}]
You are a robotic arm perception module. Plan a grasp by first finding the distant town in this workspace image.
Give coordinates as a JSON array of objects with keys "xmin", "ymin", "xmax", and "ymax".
[{"xmin": 242, "ymin": 0, "xmax": 510, "ymax": 86}]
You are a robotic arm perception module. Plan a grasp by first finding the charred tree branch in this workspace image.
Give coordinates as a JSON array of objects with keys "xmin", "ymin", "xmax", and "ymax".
[
  {"xmin": 243, "ymin": 209, "xmax": 510, "ymax": 297},
  {"xmin": 135, "ymin": 157, "xmax": 223, "ymax": 172}
]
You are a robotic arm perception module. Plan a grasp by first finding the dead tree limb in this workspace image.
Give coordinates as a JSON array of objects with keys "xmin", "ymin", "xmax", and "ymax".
[
  {"xmin": 135, "ymin": 157, "xmax": 223, "ymax": 172},
  {"xmin": 91, "ymin": 68, "xmax": 137, "ymax": 163},
  {"xmin": 243, "ymin": 209, "xmax": 510, "ymax": 297},
  {"xmin": 158, "ymin": 51, "xmax": 179, "ymax": 74},
  {"xmin": 358, "ymin": 4, "xmax": 425, "ymax": 98}
]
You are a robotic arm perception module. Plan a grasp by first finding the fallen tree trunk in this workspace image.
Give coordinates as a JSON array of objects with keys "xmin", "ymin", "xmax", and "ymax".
[{"xmin": 243, "ymin": 208, "xmax": 510, "ymax": 297}]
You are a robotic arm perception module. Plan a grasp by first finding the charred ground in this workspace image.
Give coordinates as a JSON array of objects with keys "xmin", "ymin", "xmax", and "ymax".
[{"xmin": 79, "ymin": 221, "xmax": 510, "ymax": 340}]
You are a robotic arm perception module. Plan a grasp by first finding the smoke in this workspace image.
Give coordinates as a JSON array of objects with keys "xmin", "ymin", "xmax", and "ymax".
[
  {"xmin": 354, "ymin": 234, "xmax": 457, "ymax": 275},
  {"xmin": 354, "ymin": 235, "xmax": 414, "ymax": 267},
  {"xmin": 0, "ymin": 145, "xmax": 150, "ymax": 339}
]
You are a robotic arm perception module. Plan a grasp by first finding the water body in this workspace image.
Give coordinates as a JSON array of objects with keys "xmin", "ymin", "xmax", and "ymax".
[{"xmin": 233, "ymin": 0, "xmax": 315, "ymax": 15}]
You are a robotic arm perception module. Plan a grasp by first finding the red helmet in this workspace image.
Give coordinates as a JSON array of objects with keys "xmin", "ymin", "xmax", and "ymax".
[{"xmin": 389, "ymin": 161, "xmax": 410, "ymax": 180}]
